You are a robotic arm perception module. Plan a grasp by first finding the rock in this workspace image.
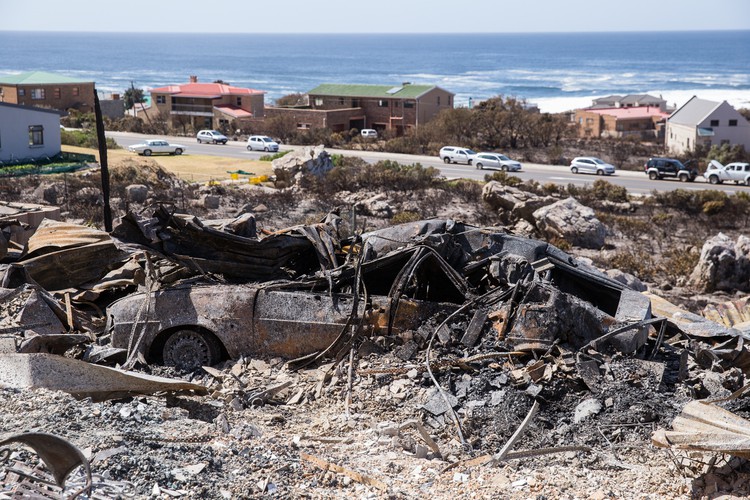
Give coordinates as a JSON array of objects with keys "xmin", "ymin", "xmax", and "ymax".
[
  {"xmin": 573, "ymin": 398, "xmax": 602, "ymax": 423},
  {"xmin": 32, "ymin": 183, "xmax": 58, "ymax": 204},
  {"xmin": 272, "ymin": 145, "xmax": 333, "ymax": 187},
  {"xmin": 357, "ymin": 193, "xmax": 393, "ymax": 218},
  {"xmin": 201, "ymin": 194, "xmax": 220, "ymax": 209},
  {"xmin": 533, "ymin": 197, "xmax": 607, "ymax": 249},
  {"xmin": 689, "ymin": 233, "xmax": 750, "ymax": 292},
  {"xmin": 605, "ymin": 269, "xmax": 648, "ymax": 291},
  {"xmin": 125, "ymin": 184, "xmax": 149, "ymax": 204},
  {"xmin": 482, "ymin": 182, "xmax": 555, "ymax": 223}
]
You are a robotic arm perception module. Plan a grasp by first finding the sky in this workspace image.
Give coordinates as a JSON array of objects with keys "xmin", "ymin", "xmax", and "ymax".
[{"xmin": 1, "ymin": 0, "xmax": 749, "ymax": 33}]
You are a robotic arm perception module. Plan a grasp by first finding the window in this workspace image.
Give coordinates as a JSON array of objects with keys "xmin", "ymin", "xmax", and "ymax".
[
  {"xmin": 31, "ymin": 88, "xmax": 45, "ymax": 99},
  {"xmin": 156, "ymin": 95, "xmax": 166, "ymax": 104},
  {"xmin": 351, "ymin": 99, "xmax": 360, "ymax": 107},
  {"xmin": 236, "ymin": 97, "xmax": 242, "ymax": 106},
  {"xmin": 729, "ymin": 119, "xmax": 738, "ymax": 127},
  {"xmin": 53, "ymin": 88, "xmax": 61, "ymax": 99},
  {"xmin": 338, "ymin": 98, "xmax": 345, "ymax": 106},
  {"xmin": 29, "ymin": 125, "xmax": 44, "ymax": 146},
  {"xmin": 18, "ymin": 89, "xmax": 25, "ymax": 96},
  {"xmin": 297, "ymin": 123, "xmax": 311, "ymax": 130},
  {"xmin": 314, "ymin": 98, "xmax": 323, "ymax": 106},
  {"xmin": 378, "ymin": 100, "xmax": 388, "ymax": 107},
  {"xmin": 72, "ymin": 87, "xmax": 79, "ymax": 96},
  {"xmin": 437, "ymin": 96, "xmax": 441, "ymax": 105},
  {"xmin": 404, "ymin": 100, "xmax": 414, "ymax": 108},
  {"xmin": 710, "ymin": 119, "xmax": 719, "ymax": 126}
]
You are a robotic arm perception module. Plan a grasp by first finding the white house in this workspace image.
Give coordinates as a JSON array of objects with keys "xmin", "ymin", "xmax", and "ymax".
[
  {"xmin": 666, "ymin": 96, "xmax": 750, "ymax": 154},
  {"xmin": 0, "ymin": 102, "xmax": 62, "ymax": 162}
]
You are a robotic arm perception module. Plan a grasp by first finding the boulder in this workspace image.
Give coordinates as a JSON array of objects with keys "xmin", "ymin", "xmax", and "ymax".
[
  {"xmin": 482, "ymin": 182, "xmax": 555, "ymax": 222},
  {"xmin": 201, "ymin": 194, "xmax": 220, "ymax": 210},
  {"xmin": 605, "ymin": 269, "xmax": 648, "ymax": 292},
  {"xmin": 272, "ymin": 145, "xmax": 333, "ymax": 187},
  {"xmin": 689, "ymin": 233, "xmax": 750, "ymax": 292},
  {"xmin": 125, "ymin": 184, "xmax": 149, "ymax": 204},
  {"xmin": 532, "ymin": 197, "xmax": 606, "ymax": 249}
]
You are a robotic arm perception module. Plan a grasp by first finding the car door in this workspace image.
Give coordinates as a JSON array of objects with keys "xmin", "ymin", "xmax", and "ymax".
[{"xmin": 581, "ymin": 159, "xmax": 595, "ymax": 173}]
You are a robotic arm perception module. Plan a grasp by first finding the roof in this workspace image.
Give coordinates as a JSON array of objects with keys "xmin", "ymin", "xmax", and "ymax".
[
  {"xmin": 151, "ymin": 82, "xmax": 264, "ymax": 97},
  {"xmin": 0, "ymin": 71, "xmax": 92, "ymax": 85},
  {"xmin": 0, "ymin": 101, "xmax": 65, "ymax": 116},
  {"xmin": 585, "ymin": 107, "xmax": 669, "ymax": 120},
  {"xmin": 307, "ymin": 83, "xmax": 449, "ymax": 99},
  {"xmin": 669, "ymin": 96, "xmax": 721, "ymax": 126},
  {"xmin": 214, "ymin": 105, "xmax": 253, "ymax": 118}
]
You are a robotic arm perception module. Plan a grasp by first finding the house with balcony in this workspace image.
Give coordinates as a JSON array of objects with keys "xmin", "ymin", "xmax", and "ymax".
[
  {"xmin": 590, "ymin": 94, "xmax": 669, "ymax": 112},
  {"xmin": 666, "ymin": 96, "xmax": 750, "ymax": 154},
  {"xmin": 140, "ymin": 76, "xmax": 266, "ymax": 131},
  {"xmin": 266, "ymin": 82, "xmax": 454, "ymax": 135},
  {"xmin": 0, "ymin": 102, "xmax": 62, "ymax": 163},
  {"xmin": 0, "ymin": 71, "xmax": 95, "ymax": 114},
  {"xmin": 574, "ymin": 106, "xmax": 669, "ymax": 139}
]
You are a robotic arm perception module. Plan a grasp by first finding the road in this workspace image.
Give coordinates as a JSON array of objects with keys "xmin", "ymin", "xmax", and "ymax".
[{"xmin": 106, "ymin": 131, "xmax": 749, "ymax": 196}]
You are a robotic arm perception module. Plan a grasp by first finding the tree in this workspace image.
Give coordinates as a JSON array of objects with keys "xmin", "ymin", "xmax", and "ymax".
[{"xmin": 123, "ymin": 86, "xmax": 146, "ymax": 111}]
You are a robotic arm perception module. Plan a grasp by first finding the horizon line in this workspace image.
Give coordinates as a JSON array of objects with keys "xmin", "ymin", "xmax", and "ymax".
[{"xmin": 1, "ymin": 28, "xmax": 749, "ymax": 35}]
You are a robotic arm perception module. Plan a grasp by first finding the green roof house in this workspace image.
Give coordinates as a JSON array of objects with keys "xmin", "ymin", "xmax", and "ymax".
[{"xmin": 0, "ymin": 71, "xmax": 95, "ymax": 113}]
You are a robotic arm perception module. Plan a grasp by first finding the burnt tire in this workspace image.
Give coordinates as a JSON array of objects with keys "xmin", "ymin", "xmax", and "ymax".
[{"xmin": 162, "ymin": 329, "xmax": 222, "ymax": 371}]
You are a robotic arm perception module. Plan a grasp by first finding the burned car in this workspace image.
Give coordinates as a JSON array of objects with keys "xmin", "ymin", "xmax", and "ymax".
[{"xmin": 106, "ymin": 211, "xmax": 652, "ymax": 371}]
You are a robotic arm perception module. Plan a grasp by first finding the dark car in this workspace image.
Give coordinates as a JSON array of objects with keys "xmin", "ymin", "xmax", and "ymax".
[{"xmin": 644, "ymin": 158, "xmax": 698, "ymax": 182}]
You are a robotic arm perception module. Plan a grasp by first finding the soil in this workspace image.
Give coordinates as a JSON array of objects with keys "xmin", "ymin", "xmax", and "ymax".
[{"xmin": 2, "ymin": 153, "xmax": 750, "ymax": 499}]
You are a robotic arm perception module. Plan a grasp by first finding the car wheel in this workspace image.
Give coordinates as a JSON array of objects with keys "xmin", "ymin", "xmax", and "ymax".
[
  {"xmin": 679, "ymin": 174, "xmax": 688, "ymax": 182},
  {"xmin": 443, "ymin": 157, "xmax": 451, "ymax": 164},
  {"xmin": 476, "ymin": 162, "xmax": 483, "ymax": 170},
  {"xmin": 247, "ymin": 145, "xmax": 252, "ymax": 151},
  {"xmin": 143, "ymin": 149, "xmax": 152, "ymax": 156},
  {"xmin": 468, "ymin": 159, "xmax": 472, "ymax": 165},
  {"xmin": 264, "ymin": 147, "xmax": 269, "ymax": 152},
  {"xmin": 501, "ymin": 165, "xmax": 508, "ymax": 171},
  {"xmin": 174, "ymin": 148, "xmax": 183, "ymax": 155},
  {"xmin": 197, "ymin": 139, "xmax": 202, "ymax": 143},
  {"xmin": 162, "ymin": 328, "xmax": 222, "ymax": 371},
  {"xmin": 222, "ymin": 140, "xmax": 227, "ymax": 145},
  {"xmin": 571, "ymin": 167, "xmax": 578, "ymax": 174},
  {"xmin": 648, "ymin": 171, "xmax": 658, "ymax": 180},
  {"xmin": 709, "ymin": 175, "xmax": 719, "ymax": 185},
  {"xmin": 596, "ymin": 170, "xmax": 604, "ymax": 176}
]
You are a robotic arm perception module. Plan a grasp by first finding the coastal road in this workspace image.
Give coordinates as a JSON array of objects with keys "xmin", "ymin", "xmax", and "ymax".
[{"xmin": 106, "ymin": 131, "xmax": 749, "ymax": 196}]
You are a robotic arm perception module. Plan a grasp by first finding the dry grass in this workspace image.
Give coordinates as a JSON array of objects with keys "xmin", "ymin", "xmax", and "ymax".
[{"xmin": 63, "ymin": 145, "xmax": 274, "ymax": 183}]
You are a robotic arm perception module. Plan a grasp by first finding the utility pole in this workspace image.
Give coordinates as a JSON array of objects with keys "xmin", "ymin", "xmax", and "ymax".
[{"xmin": 94, "ymin": 91, "xmax": 113, "ymax": 232}]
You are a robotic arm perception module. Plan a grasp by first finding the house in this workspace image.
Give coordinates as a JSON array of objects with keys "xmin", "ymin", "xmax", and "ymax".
[
  {"xmin": 139, "ymin": 76, "xmax": 266, "ymax": 130},
  {"xmin": 266, "ymin": 83, "xmax": 454, "ymax": 135},
  {"xmin": 666, "ymin": 96, "xmax": 750, "ymax": 154},
  {"xmin": 0, "ymin": 102, "xmax": 62, "ymax": 163},
  {"xmin": 574, "ymin": 106, "xmax": 669, "ymax": 139},
  {"xmin": 590, "ymin": 94, "xmax": 668, "ymax": 112},
  {"xmin": 0, "ymin": 71, "xmax": 95, "ymax": 113}
]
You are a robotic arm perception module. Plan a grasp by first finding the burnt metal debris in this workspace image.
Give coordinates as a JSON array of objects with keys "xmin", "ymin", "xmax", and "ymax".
[{"xmin": 2, "ymin": 207, "xmax": 750, "ymax": 488}]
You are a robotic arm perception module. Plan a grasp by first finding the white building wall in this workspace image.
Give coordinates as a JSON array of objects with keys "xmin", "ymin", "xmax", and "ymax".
[
  {"xmin": 0, "ymin": 105, "xmax": 61, "ymax": 162},
  {"xmin": 666, "ymin": 122, "xmax": 695, "ymax": 154},
  {"xmin": 697, "ymin": 102, "xmax": 750, "ymax": 151}
]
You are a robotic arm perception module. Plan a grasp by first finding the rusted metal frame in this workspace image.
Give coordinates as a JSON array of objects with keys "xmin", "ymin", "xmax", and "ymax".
[{"xmin": 648, "ymin": 317, "xmax": 669, "ymax": 360}]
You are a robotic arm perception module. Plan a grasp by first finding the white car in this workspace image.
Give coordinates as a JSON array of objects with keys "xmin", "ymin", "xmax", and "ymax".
[
  {"xmin": 197, "ymin": 130, "xmax": 228, "ymax": 144},
  {"xmin": 247, "ymin": 135, "xmax": 279, "ymax": 152},
  {"xmin": 474, "ymin": 153, "xmax": 522, "ymax": 172},
  {"xmin": 704, "ymin": 160, "xmax": 750, "ymax": 185},
  {"xmin": 570, "ymin": 157, "xmax": 615, "ymax": 175},
  {"xmin": 439, "ymin": 146, "xmax": 477, "ymax": 165},
  {"xmin": 128, "ymin": 139, "xmax": 186, "ymax": 156},
  {"xmin": 361, "ymin": 129, "xmax": 378, "ymax": 138}
]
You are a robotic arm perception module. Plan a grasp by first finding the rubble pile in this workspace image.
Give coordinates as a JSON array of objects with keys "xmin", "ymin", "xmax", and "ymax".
[{"xmin": 1, "ymin": 208, "xmax": 750, "ymax": 498}]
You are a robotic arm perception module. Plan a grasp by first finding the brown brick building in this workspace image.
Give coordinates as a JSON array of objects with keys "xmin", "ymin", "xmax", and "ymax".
[
  {"xmin": 0, "ymin": 71, "xmax": 95, "ymax": 113},
  {"xmin": 139, "ymin": 76, "xmax": 266, "ymax": 130},
  {"xmin": 267, "ymin": 83, "xmax": 454, "ymax": 135}
]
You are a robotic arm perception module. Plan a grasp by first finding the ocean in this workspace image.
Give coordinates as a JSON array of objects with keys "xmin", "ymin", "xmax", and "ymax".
[{"xmin": 1, "ymin": 30, "xmax": 749, "ymax": 113}]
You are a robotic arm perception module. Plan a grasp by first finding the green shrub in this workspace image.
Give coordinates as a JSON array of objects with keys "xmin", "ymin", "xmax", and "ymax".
[
  {"xmin": 258, "ymin": 150, "xmax": 291, "ymax": 162},
  {"xmin": 391, "ymin": 211, "xmax": 422, "ymax": 225},
  {"xmin": 484, "ymin": 171, "xmax": 523, "ymax": 186}
]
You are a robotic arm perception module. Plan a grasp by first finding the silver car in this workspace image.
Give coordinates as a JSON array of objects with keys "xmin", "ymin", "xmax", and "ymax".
[
  {"xmin": 247, "ymin": 135, "xmax": 279, "ymax": 152},
  {"xmin": 570, "ymin": 157, "xmax": 615, "ymax": 176},
  {"xmin": 439, "ymin": 146, "xmax": 477, "ymax": 165},
  {"xmin": 474, "ymin": 153, "xmax": 522, "ymax": 171},
  {"xmin": 197, "ymin": 130, "xmax": 228, "ymax": 144}
]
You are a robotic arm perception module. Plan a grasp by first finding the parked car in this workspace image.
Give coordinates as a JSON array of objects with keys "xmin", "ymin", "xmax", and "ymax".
[
  {"xmin": 439, "ymin": 146, "xmax": 477, "ymax": 165},
  {"xmin": 570, "ymin": 157, "xmax": 615, "ymax": 176},
  {"xmin": 361, "ymin": 129, "xmax": 378, "ymax": 138},
  {"xmin": 247, "ymin": 135, "xmax": 279, "ymax": 152},
  {"xmin": 196, "ymin": 130, "xmax": 228, "ymax": 144},
  {"xmin": 704, "ymin": 160, "xmax": 750, "ymax": 185},
  {"xmin": 474, "ymin": 153, "xmax": 522, "ymax": 171},
  {"xmin": 128, "ymin": 139, "xmax": 186, "ymax": 156},
  {"xmin": 644, "ymin": 158, "xmax": 698, "ymax": 182}
]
